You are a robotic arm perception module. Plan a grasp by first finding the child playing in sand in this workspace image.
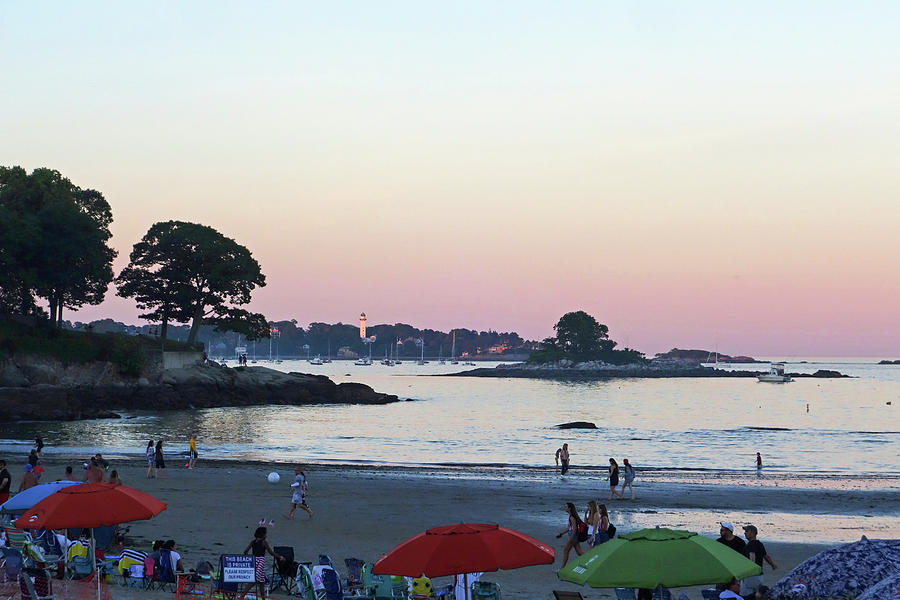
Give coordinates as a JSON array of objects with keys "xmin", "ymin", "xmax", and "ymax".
[{"xmin": 285, "ymin": 467, "xmax": 313, "ymax": 519}]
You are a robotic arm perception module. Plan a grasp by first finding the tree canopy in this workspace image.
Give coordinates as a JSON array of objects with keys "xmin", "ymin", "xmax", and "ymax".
[
  {"xmin": 529, "ymin": 310, "xmax": 646, "ymax": 365},
  {"xmin": 116, "ymin": 221, "xmax": 268, "ymax": 345},
  {"xmin": 0, "ymin": 166, "xmax": 116, "ymax": 323}
]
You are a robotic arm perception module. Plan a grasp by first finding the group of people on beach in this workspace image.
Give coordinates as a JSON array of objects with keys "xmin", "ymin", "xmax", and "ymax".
[
  {"xmin": 145, "ymin": 433, "xmax": 198, "ymax": 479},
  {"xmin": 556, "ymin": 500, "xmax": 616, "ymax": 567},
  {"xmin": 555, "ymin": 443, "xmax": 637, "ymax": 500}
]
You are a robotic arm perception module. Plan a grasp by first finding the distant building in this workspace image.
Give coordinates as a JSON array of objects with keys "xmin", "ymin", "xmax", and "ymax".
[
  {"xmin": 337, "ymin": 346, "xmax": 358, "ymax": 359},
  {"xmin": 359, "ymin": 312, "xmax": 367, "ymax": 339}
]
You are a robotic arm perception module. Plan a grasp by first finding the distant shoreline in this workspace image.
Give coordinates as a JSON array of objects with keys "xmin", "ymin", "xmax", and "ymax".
[{"xmin": 447, "ymin": 365, "xmax": 850, "ymax": 379}]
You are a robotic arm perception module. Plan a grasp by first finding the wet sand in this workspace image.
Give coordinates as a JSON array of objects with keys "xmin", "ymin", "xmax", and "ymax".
[{"xmin": 20, "ymin": 456, "xmax": 899, "ymax": 600}]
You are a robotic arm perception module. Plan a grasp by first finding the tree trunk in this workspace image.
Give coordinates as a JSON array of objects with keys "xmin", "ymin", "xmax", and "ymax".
[
  {"xmin": 57, "ymin": 302, "xmax": 63, "ymax": 328},
  {"xmin": 186, "ymin": 304, "xmax": 205, "ymax": 346},
  {"xmin": 49, "ymin": 295, "xmax": 58, "ymax": 324},
  {"xmin": 160, "ymin": 317, "xmax": 169, "ymax": 341}
]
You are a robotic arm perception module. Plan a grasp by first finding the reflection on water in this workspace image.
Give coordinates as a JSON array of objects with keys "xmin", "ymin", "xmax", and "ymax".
[{"xmin": 1, "ymin": 360, "xmax": 898, "ymax": 475}]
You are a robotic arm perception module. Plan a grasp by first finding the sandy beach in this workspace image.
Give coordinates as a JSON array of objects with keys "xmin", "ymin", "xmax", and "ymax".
[{"xmin": 13, "ymin": 454, "xmax": 896, "ymax": 600}]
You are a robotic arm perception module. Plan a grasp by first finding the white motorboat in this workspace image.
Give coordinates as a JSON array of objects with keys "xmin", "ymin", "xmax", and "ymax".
[
  {"xmin": 309, "ymin": 355, "xmax": 324, "ymax": 366},
  {"xmin": 355, "ymin": 357, "xmax": 372, "ymax": 366},
  {"xmin": 758, "ymin": 363, "xmax": 792, "ymax": 383}
]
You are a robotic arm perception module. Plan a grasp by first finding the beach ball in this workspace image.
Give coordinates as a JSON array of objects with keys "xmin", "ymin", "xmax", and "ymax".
[{"xmin": 267, "ymin": 472, "xmax": 280, "ymax": 484}]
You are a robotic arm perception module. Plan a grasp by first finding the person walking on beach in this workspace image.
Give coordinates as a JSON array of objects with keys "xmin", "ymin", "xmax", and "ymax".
[
  {"xmin": 34, "ymin": 435, "xmax": 44, "ymax": 456},
  {"xmin": 155, "ymin": 440, "xmax": 166, "ymax": 478},
  {"xmin": 607, "ymin": 458, "xmax": 620, "ymax": 499},
  {"xmin": 0, "ymin": 460, "xmax": 11, "ymax": 504},
  {"xmin": 28, "ymin": 449, "xmax": 39, "ymax": 467},
  {"xmin": 716, "ymin": 522, "xmax": 746, "ymax": 554},
  {"xmin": 285, "ymin": 467, "xmax": 313, "ymax": 519},
  {"xmin": 740, "ymin": 525, "xmax": 777, "ymax": 595},
  {"xmin": 240, "ymin": 526, "xmax": 282, "ymax": 600},
  {"xmin": 146, "ymin": 440, "xmax": 156, "ymax": 478},
  {"xmin": 556, "ymin": 502, "xmax": 586, "ymax": 567},
  {"xmin": 756, "ymin": 452, "xmax": 762, "ymax": 468},
  {"xmin": 188, "ymin": 433, "xmax": 198, "ymax": 470},
  {"xmin": 585, "ymin": 500, "xmax": 611, "ymax": 546},
  {"xmin": 555, "ymin": 443, "xmax": 570, "ymax": 475},
  {"xmin": 620, "ymin": 458, "xmax": 636, "ymax": 499}
]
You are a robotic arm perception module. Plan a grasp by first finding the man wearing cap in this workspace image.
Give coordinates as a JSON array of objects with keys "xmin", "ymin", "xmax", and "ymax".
[
  {"xmin": 716, "ymin": 522, "xmax": 746, "ymax": 554},
  {"xmin": 741, "ymin": 525, "xmax": 777, "ymax": 595}
]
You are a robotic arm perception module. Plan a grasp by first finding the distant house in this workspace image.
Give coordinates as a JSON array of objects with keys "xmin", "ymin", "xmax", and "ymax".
[{"xmin": 336, "ymin": 346, "xmax": 358, "ymax": 359}]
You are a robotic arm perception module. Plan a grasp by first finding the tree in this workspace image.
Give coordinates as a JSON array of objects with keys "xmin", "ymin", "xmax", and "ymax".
[
  {"xmin": 553, "ymin": 310, "xmax": 614, "ymax": 358},
  {"xmin": 0, "ymin": 166, "xmax": 115, "ymax": 323},
  {"xmin": 116, "ymin": 221, "xmax": 267, "ymax": 345}
]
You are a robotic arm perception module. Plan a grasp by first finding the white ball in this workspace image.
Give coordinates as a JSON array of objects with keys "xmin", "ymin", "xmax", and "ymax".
[{"xmin": 267, "ymin": 472, "xmax": 280, "ymax": 484}]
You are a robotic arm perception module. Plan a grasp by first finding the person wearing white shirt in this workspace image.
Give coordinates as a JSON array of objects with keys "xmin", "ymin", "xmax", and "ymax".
[{"xmin": 719, "ymin": 578, "xmax": 743, "ymax": 599}]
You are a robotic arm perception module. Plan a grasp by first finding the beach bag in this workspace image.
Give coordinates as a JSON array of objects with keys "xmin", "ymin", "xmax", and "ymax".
[
  {"xmin": 576, "ymin": 521, "xmax": 589, "ymax": 542},
  {"xmin": 607, "ymin": 523, "xmax": 617, "ymax": 539}
]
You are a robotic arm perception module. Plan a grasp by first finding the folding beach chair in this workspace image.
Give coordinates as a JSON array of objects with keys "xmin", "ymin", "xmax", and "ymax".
[
  {"xmin": 614, "ymin": 590, "xmax": 635, "ymax": 600},
  {"xmin": 552, "ymin": 592, "xmax": 584, "ymax": 600},
  {"xmin": 471, "ymin": 581, "xmax": 500, "ymax": 600},
  {"xmin": 269, "ymin": 546, "xmax": 297, "ymax": 594},
  {"xmin": 19, "ymin": 566, "xmax": 54, "ymax": 600},
  {"xmin": 154, "ymin": 549, "xmax": 177, "ymax": 592},
  {"xmin": 344, "ymin": 558, "xmax": 366, "ymax": 595},
  {"xmin": 296, "ymin": 563, "xmax": 317, "ymax": 600}
]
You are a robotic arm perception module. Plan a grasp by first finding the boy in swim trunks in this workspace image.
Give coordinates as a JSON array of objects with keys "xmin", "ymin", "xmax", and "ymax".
[{"xmin": 285, "ymin": 467, "xmax": 313, "ymax": 520}]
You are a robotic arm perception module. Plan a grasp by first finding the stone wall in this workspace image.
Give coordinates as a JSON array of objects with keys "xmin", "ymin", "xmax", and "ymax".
[{"xmin": 162, "ymin": 351, "xmax": 203, "ymax": 370}]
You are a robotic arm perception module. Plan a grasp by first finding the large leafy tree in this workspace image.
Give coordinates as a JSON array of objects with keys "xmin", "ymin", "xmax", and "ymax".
[
  {"xmin": 116, "ymin": 221, "xmax": 268, "ymax": 345},
  {"xmin": 553, "ymin": 310, "xmax": 615, "ymax": 358},
  {"xmin": 0, "ymin": 166, "xmax": 115, "ymax": 323}
]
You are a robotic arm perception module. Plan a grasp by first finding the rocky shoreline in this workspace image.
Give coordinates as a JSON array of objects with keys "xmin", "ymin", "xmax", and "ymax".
[
  {"xmin": 449, "ymin": 359, "xmax": 849, "ymax": 380},
  {"xmin": 0, "ymin": 357, "xmax": 399, "ymax": 421}
]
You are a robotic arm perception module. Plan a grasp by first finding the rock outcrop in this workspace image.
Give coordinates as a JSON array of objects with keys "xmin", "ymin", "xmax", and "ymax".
[
  {"xmin": 556, "ymin": 421, "xmax": 597, "ymax": 429},
  {"xmin": 0, "ymin": 358, "xmax": 399, "ymax": 422}
]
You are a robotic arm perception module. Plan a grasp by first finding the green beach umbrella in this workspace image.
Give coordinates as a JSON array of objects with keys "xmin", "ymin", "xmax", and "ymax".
[{"xmin": 558, "ymin": 527, "xmax": 761, "ymax": 590}]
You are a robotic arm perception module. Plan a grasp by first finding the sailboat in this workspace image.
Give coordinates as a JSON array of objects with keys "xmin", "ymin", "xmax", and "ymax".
[
  {"xmin": 394, "ymin": 338, "xmax": 402, "ymax": 365},
  {"xmin": 416, "ymin": 339, "xmax": 426, "ymax": 365},
  {"xmin": 323, "ymin": 341, "xmax": 332, "ymax": 363},
  {"xmin": 450, "ymin": 331, "xmax": 458, "ymax": 365},
  {"xmin": 439, "ymin": 345, "xmax": 445, "ymax": 365}
]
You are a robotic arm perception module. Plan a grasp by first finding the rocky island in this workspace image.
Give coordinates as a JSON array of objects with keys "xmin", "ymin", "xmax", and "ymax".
[{"xmin": 0, "ymin": 354, "xmax": 399, "ymax": 422}]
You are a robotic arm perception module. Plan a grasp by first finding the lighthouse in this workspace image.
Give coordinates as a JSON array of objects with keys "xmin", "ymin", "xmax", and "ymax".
[{"xmin": 359, "ymin": 312, "xmax": 367, "ymax": 339}]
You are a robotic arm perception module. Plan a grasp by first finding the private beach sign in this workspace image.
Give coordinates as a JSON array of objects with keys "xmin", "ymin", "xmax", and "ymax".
[{"xmin": 221, "ymin": 555, "xmax": 255, "ymax": 582}]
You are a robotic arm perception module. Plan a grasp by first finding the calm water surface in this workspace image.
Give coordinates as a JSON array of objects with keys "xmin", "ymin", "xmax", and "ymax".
[{"xmin": 3, "ymin": 359, "xmax": 897, "ymax": 476}]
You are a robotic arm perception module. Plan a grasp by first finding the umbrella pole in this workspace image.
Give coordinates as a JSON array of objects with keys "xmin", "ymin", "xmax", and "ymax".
[{"xmin": 92, "ymin": 529, "xmax": 101, "ymax": 600}]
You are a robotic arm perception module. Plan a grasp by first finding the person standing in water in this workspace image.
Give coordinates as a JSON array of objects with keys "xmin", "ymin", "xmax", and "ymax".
[
  {"xmin": 555, "ymin": 443, "xmax": 570, "ymax": 475},
  {"xmin": 188, "ymin": 433, "xmax": 198, "ymax": 470},
  {"xmin": 756, "ymin": 452, "xmax": 763, "ymax": 468}
]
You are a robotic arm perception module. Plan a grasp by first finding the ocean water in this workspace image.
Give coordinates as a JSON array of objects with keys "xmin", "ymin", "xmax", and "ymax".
[{"xmin": 2, "ymin": 359, "xmax": 898, "ymax": 477}]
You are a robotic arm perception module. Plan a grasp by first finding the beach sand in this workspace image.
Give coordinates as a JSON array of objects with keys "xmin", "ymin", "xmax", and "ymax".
[{"xmin": 23, "ymin": 457, "xmax": 899, "ymax": 600}]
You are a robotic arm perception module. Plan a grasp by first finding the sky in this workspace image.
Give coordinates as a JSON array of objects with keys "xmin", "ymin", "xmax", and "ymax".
[{"xmin": 2, "ymin": 1, "xmax": 899, "ymax": 357}]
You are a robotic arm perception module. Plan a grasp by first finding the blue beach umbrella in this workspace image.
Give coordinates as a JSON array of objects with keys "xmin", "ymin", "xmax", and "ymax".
[{"xmin": 0, "ymin": 480, "xmax": 83, "ymax": 513}]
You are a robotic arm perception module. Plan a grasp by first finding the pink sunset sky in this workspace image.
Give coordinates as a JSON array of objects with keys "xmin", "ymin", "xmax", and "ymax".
[{"xmin": 2, "ymin": 3, "xmax": 899, "ymax": 357}]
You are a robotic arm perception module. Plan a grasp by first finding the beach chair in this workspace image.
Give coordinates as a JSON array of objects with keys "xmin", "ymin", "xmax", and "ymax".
[
  {"xmin": 212, "ymin": 556, "xmax": 240, "ymax": 600},
  {"xmin": 5, "ymin": 528, "xmax": 28, "ymax": 552},
  {"xmin": 552, "ymin": 593, "xmax": 584, "ymax": 600},
  {"xmin": 312, "ymin": 564, "xmax": 343, "ymax": 600},
  {"xmin": 66, "ymin": 555, "xmax": 94, "ymax": 581},
  {"xmin": 344, "ymin": 557, "xmax": 366, "ymax": 594},
  {"xmin": 614, "ymin": 589, "xmax": 635, "ymax": 600},
  {"xmin": 296, "ymin": 563, "xmax": 317, "ymax": 600},
  {"xmin": 700, "ymin": 590, "xmax": 719, "ymax": 600},
  {"xmin": 361, "ymin": 565, "xmax": 399, "ymax": 600},
  {"xmin": 154, "ymin": 549, "xmax": 177, "ymax": 592},
  {"xmin": 19, "ymin": 567, "xmax": 54, "ymax": 600},
  {"xmin": 410, "ymin": 576, "xmax": 433, "ymax": 600},
  {"xmin": 470, "ymin": 581, "xmax": 500, "ymax": 600},
  {"xmin": 652, "ymin": 588, "xmax": 672, "ymax": 600},
  {"xmin": 269, "ymin": 546, "xmax": 298, "ymax": 594},
  {"xmin": 1, "ymin": 547, "xmax": 25, "ymax": 582}
]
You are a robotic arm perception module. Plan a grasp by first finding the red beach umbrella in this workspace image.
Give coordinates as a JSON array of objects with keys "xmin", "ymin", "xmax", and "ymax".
[
  {"xmin": 14, "ymin": 483, "xmax": 166, "ymax": 600},
  {"xmin": 14, "ymin": 482, "xmax": 167, "ymax": 529},
  {"xmin": 373, "ymin": 523, "xmax": 555, "ymax": 577}
]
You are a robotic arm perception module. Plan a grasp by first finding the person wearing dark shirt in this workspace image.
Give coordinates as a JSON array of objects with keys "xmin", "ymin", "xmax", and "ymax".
[
  {"xmin": 716, "ymin": 522, "xmax": 746, "ymax": 554},
  {"xmin": 28, "ymin": 449, "xmax": 39, "ymax": 466},
  {"xmin": 0, "ymin": 460, "xmax": 11, "ymax": 503},
  {"xmin": 35, "ymin": 436, "xmax": 44, "ymax": 455},
  {"xmin": 741, "ymin": 525, "xmax": 777, "ymax": 595}
]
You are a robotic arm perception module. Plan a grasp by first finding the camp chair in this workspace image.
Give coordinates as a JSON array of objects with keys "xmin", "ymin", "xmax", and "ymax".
[
  {"xmin": 155, "ymin": 549, "xmax": 177, "ymax": 592},
  {"xmin": 66, "ymin": 555, "xmax": 95, "ymax": 581},
  {"xmin": 268, "ymin": 546, "xmax": 297, "ymax": 594},
  {"xmin": 296, "ymin": 563, "xmax": 318, "ymax": 600},
  {"xmin": 117, "ymin": 548, "xmax": 148, "ymax": 582},
  {"xmin": 410, "ymin": 576, "xmax": 433, "ymax": 599},
  {"xmin": 5, "ymin": 528, "xmax": 28, "ymax": 551},
  {"xmin": 312, "ymin": 564, "xmax": 343, "ymax": 600},
  {"xmin": 19, "ymin": 567, "xmax": 54, "ymax": 600},
  {"xmin": 1, "ymin": 547, "xmax": 25, "ymax": 581},
  {"xmin": 614, "ymin": 590, "xmax": 635, "ymax": 600},
  {"xmin": 652, "ymin": 588, "xmax": 672, "ymax": 600},
  {"xmin": 552, "ymin": 592, "xmax": 584, "ymax": 600},
  {"xmin": 470, "ymin": 581, "xmax": 500, "ymax": 600},
  {"xmin": 213, "ymin": 555, "xmax": 240, "ymax": 600},
  {"xmin": 344, "ymin": 558, "xmax": 366, "ymax": 594}
]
